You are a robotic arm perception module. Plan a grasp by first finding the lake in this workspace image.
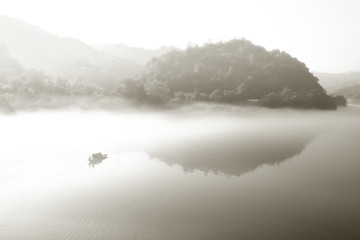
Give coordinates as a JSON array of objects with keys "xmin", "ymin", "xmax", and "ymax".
[{"xmin": 1, "ymin": 104, "xmax": 360, "ymax": 240}]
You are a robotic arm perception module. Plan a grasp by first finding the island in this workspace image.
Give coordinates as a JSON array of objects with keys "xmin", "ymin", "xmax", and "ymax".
[
  {"xmin": 0, "ymin": 36, "xmax": 346, "ymax": 111},
  {"xmin": 122, "ymin": 39, "xmax": 346, "ymax": 109}
]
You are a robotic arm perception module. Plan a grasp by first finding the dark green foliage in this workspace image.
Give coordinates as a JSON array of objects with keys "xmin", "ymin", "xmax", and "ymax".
[
  {"xmin": 140, "ymin": 39, "xmax": 338, "ymax": 109},
  {"xmin": 113, "ymin": 78, "xmax": 146, "ymax": 100},
  {"xmin": 259, "ymin": 88, "xmax": 338, "ymax": 109},
  {"xmin": 0, "ymin": 38, "xmax": 345, "ymax": 111},
  {"xmin": 332, "ymin": 95, "xmax": 347, "ymax": 106}
]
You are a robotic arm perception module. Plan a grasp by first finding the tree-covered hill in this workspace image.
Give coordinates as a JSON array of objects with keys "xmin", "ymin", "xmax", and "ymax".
[
  {"xmin": 134, "ymin": 39, "xmax": 344, "ymax": 109},
  {"xmin": 0, "ymin": 39, "xmax": 346, "ymax": 112}
]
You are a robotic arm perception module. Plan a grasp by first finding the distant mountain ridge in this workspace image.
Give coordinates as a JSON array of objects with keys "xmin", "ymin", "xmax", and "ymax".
[
  {"xmin": 333, "ymin": 84, "xmax": 360, "ymax": 104},
  {"xmin": 314, "ymin": 72, "xmax": 360, "ymax": 104},
  {"xmin": 0, "ymin": 15, "xmax": 348, "ymax": 110},
  {"xmin": 314, "ymin": 71, "xmax": 360, "ymax": 93},
  {"xmin": 94, "ymin": 44, "xmax": 178, "ymax": 65},
  {"xmin": 0, "ymin": 43, "xmax": 25, "ymax": 74},
  {"xmin": 0, "ymin": 14, "xmax": 141, "ymax": 79}
]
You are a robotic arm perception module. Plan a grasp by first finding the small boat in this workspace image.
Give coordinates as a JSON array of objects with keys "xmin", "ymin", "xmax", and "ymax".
[{"xmin": 88, "ymin": 152, "xmax": 108, "ymax": 167}]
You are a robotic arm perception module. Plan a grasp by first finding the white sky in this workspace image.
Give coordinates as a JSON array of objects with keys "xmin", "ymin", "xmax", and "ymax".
[{"xmin": 1, "ymin": 0, "xmax": 360, "ymax": 72}]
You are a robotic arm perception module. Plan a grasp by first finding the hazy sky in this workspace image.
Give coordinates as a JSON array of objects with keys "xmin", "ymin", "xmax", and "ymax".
[{"xmin": 1, "ymin": 0, "xmax": 360, "ymax": 72}]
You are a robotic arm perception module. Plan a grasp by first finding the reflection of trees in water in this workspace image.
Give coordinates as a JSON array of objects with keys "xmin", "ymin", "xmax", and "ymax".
[{"xmin": 149, "ymin": 133, "xmax": 314, "ymax": 177}]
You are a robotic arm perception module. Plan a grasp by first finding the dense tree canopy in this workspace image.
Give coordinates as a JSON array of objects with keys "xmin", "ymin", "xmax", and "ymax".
[
  {"xmin": 138, "ymin": 39, "xmax": 342, "ymax": 109},
  {"xmin": 0, "ymin": 39, "xmax": 346, "ymax": 111}
]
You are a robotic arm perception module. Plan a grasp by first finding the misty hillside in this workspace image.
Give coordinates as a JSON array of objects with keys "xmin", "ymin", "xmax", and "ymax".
[
  {"xmin": 0, "ymin": 44, "xmax": 25, "ymax": 75},
  {"xmin": 314, "ymin": 71, "xmax": 360, "ymax": 93},
  {"xmin": 94, "ymin": 44, "xmax": 178, "ymax": 65},
  {"xmin": 333, "ymin": 85, "xmax": 360, "ymax": 104},
  {"xmin": 132, "ymin": 39, "xmax": 343, "ymax": 109},
  {"xmin": 0, "ymin": 33, "xmax": 346, "ymax": 111},
  {"xmin": 0, "ymin": 15, "xmax": 142, "ymax": 79},
  {"xmin": 314, "ymin": 71, "xmax": 360, "ymax": 104}
]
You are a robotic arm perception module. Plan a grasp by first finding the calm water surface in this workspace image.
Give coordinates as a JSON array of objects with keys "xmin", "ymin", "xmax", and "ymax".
[{"xmin": 1, "ymin": 106, "xmax": 360, "ymax": 240}]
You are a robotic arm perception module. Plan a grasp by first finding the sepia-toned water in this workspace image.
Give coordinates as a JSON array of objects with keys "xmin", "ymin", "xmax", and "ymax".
[{"xmin": 1, "ymin": 105, "xmax": 360, "ymax": 240}]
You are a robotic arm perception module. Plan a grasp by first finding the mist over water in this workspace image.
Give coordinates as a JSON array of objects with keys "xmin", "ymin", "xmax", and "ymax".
[
  {"xmin": 2, "ymin": 2, "xmax": 360, "ymax": 239},
  {"xmin": 1, "ymin": 105, "xmax": 360, "ymax": 240}
]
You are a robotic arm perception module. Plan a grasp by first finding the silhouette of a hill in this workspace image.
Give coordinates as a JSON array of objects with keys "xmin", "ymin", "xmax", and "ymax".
[
  {"xmin": 0, "ymin": 17, "xmax": 346, "ymax": 111},
  {"xmin": 94, "ymin": 44, "xmax": 178, "ymax": 65},
  {"xmin": 0, "ymin": 15, "xmax": 141, "ymax": 79},
  {"xmin": 134, "ymin": 39, "xmax": 342, "ymax": 109},
  {"xmin": 314, "ymin": 71, "xmax": 360, "ymax": 93}
]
